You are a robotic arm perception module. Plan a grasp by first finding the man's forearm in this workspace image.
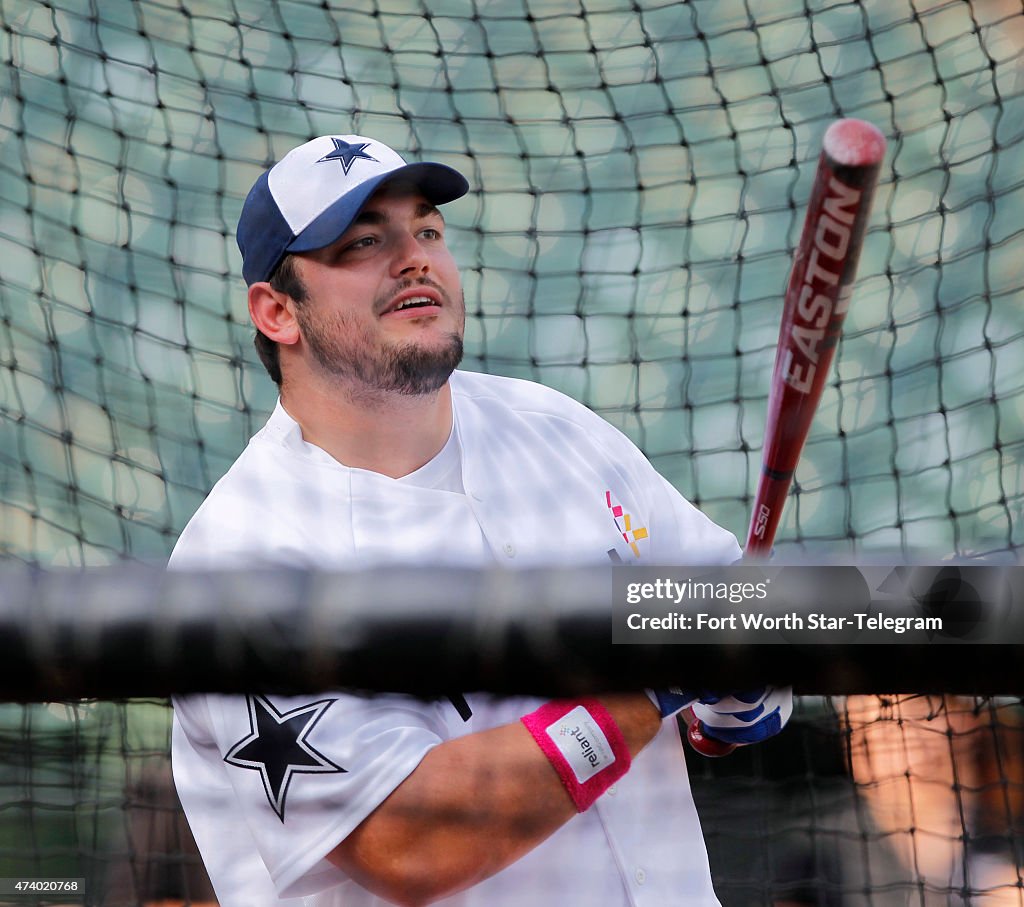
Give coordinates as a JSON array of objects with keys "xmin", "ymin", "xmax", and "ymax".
[{"xmin": 328, "ymin": 693, "xmax": 661, "ymax": 906}]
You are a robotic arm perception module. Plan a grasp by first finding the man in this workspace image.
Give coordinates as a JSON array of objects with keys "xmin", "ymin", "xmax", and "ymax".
[{"xmin": 170, "ymin": 135, "xmax": 791, "ymax": 906}]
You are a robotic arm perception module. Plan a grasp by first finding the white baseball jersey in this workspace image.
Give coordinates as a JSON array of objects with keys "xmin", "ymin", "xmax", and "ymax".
[{"xmin": 171, "ymin": 370, "xmax": 741, "ymax": 906}]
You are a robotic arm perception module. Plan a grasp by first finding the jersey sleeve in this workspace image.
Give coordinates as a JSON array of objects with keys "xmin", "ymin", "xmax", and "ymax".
[
  {"xmin": 646, "ymin": 472, "xmax": 743, "ymax": 564},
  {"xmin": 173, "ymin": 689, "xmax": 452, "ymax": 899}
]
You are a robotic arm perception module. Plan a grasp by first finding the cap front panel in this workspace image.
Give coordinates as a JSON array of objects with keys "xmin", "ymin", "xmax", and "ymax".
[{"xmin": 267, "ymin": 136, "xmax": 407, "ymax": 235}]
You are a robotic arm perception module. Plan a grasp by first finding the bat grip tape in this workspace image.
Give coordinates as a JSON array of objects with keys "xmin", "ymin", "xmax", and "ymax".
[{"xmin": 521, "ymin": 699, "xmax": 631, "ymax": 812}]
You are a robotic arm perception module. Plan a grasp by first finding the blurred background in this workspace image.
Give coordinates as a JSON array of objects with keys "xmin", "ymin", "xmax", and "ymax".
[{"xmin": 0, "ymin": 0, "xmax": 1021, "ymax": 903}]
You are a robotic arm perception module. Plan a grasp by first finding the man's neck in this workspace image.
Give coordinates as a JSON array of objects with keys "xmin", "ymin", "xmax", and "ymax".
[{"xmin": 279, "ymin": 376, "xmax": 455, "ymax": 479}]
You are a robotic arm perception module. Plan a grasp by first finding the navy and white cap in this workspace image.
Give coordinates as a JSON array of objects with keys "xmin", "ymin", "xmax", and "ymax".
[{"xmin": 237, "ymin": 135, "xmax": 470, "ymax": 285}]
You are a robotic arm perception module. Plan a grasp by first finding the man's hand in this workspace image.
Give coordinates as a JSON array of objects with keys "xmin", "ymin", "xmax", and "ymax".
[
  {"xmin": 648, "ymin": 687, "xmax": 793, "ymax": 756},
  {"xmin": 689, "ymin": 687, "xmax": 793, "ymax": 745}
]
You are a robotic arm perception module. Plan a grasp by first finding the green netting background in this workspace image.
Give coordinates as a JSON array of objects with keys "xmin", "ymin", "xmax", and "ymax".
[
  {"xmin": 2, "ymin": 0, "xmax": 1022, "ymax": 566},
  {"xmin": 0, "ymin": 1, "xmax": 1023, "ymax": 904}
]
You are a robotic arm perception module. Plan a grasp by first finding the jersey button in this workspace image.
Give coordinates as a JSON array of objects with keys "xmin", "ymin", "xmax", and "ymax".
[
  {"xmin": 607, "ymin": 785, "xmax": 617, "ymax": 796},
  {"xmin": 635, "ymin": 867, "xmax": 646, "ymax": 885},
  {"xmin": 503, "ymin": 543, "xmax": 516, "ymax": 557}
]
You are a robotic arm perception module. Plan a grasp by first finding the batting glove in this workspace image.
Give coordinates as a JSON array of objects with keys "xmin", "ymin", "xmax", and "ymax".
[
  {"xmin": 647, "ymin": 687, "xmax": 792, "ymax": 757},
  {"xmin": 690, "ymin": 686, "xmax": 793, "ymax": 745},
  {"xmin": 646, "ymin": 688, "xmax": 700, "ymax": 719}
]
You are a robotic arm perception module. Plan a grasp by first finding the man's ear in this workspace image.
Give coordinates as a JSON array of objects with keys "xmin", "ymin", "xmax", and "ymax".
[{"xmin": 248, "ymin": 282, "xmax": 300, "ymax": 346}]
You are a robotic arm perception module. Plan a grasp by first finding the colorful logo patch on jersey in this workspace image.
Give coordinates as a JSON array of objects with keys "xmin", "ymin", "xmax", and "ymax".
[
  {"xmin": 225, "ymin": 695, "xmax": 345, "ymax": 821},
  {"xmin": 606, "ymin": 490, "xmax": 648, "ymax": 558}
]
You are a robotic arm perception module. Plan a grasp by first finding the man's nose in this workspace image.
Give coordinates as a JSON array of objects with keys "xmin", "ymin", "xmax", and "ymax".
[{"xmin": 391, "ymin": 231, "xmax": 430, "ymax": 277}]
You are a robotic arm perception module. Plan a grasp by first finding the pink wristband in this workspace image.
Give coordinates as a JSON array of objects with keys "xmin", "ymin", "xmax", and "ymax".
[{"xmin": 521, "ymin": 699, "xmax": 631, "ymax": 812}]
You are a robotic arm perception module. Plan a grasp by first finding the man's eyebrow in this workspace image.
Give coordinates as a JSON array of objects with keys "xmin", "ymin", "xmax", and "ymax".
[
  {"xmin": 415, "ymin": 202, "xmax": 443, "ymax": 220},
  {"xmin": 350, "ymin": 202, "xmax": 443, "ymax": 227},
  {"xmin": 351, "ymin": 210, "xmax": 387, "ymax": 227}
]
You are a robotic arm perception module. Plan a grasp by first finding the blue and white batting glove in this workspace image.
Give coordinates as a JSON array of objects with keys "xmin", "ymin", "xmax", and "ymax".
[
  {"xmin": 646, "ymin": 688, "xmax": 699, "ymax": 719},
  {"xmin": 690, "ymin": 686, "xmax": 793, "ymax": 745},
  {"xmin": 646, "ymin": 686, "xmax": 793, "ymax": 756}
]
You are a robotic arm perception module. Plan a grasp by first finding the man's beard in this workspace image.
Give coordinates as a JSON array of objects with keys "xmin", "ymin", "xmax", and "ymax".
[{"xmin": 296, "ymin": 291, "xmax": 465, "ymax": 397}]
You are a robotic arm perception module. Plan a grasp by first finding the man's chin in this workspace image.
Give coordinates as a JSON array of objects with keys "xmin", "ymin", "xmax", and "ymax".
[{"xmin": 386, "ymin": 335, "xmax": 464, "ymax": 396}]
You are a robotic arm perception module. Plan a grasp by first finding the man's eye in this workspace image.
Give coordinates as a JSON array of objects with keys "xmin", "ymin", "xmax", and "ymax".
[{"xmin": 346, "ymin": 236, "xmax": 377, "ymax": 251}]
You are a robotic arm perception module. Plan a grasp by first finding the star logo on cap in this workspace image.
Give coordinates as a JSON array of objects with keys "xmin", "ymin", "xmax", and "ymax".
[
  {"xmin": 317, "ymin": 138, "xmax": 378, "ymax": 174},
  {"xmin": 225, "ymin": 694, "xmax": 345, "ymax": 821}
]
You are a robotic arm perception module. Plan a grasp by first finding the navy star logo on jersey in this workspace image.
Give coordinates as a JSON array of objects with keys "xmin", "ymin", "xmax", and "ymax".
[
  {"xmin": 316, "ymin": 138, "xmax": 378, "ymax": 174},
  {"xmin": 225, "ymin": 695, "xmax": 345, "ymax": 821}
]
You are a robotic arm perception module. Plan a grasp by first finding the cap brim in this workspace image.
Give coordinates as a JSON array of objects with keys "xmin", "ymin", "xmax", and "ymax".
[{"xmin": 287, "ymin": 162, "xmax": 469, "ymax": 255}]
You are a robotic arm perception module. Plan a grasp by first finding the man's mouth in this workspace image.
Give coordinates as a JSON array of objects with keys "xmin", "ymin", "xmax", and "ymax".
[
  {"xmin": 382, "ymin": 287, "xmax": 444, "ymax": 317},
  {"xmin": 392, "ymin": 296, "xmax": 437, "ymax": 312}
]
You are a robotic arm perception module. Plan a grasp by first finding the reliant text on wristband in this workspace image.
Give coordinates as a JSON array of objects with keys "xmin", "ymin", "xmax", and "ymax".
[{"xmin": 521, "ymin": 699, "xmax": 631, "ymax": 812}]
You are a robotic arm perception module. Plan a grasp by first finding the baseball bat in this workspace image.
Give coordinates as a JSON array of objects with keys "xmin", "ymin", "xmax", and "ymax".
[
  {"xmin": 745, "ymin": 118, "xmax": 887, "ymax": 556},
  {"xmin": 686, "ymin": 119, "xmax": 886, "ymax": 757}
]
